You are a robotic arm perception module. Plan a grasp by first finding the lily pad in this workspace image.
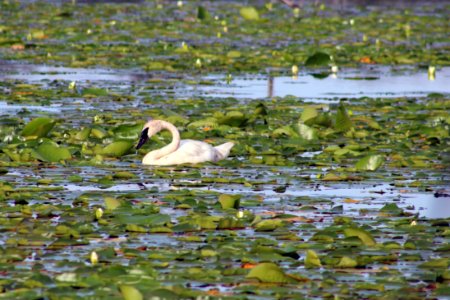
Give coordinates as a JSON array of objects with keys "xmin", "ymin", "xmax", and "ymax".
[
  {"xmin": 21, "ymin": 117, "xmax": 55, "ymax": 138},
  {"xmin": 304, "ymin": 52, "xmax": 331, "ymax": 67},
  {"xmin": 246, "ymin": 263, "xmax": 297, "ymax": 283},
  {"xmin": 355, "ymin": 154, "xmax": 384, "ymax": 171},
  {"xmin": 32, "ymin": 141, "xmax": 71, "ymax": 162},
  {"xmin": 100, "ymin": 141, "xmax": 133, "ymax": 157},
  {"xmin": 343, "ymin": 227, "xmax": 376, "ymax": 246},
  {"xmin": 240, "ymin": 7, "xmax": 259, "ymax": 21}
]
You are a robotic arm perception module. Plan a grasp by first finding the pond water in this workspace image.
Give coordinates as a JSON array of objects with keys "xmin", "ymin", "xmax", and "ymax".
[
  {"xmin": 1, "ymin": 62, "xmax": 448, "ymax": 102},
  {"xmin": 201, "ymin": 67, "xmax": 450, "ymax": 100}
]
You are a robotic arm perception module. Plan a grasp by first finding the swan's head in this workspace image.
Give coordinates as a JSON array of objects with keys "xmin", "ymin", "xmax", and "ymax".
[{"xmin": 136, "ymin": 119, "xmax": 163, "ymax": 149}]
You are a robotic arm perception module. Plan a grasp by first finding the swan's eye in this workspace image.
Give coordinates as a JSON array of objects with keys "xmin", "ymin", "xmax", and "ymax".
[{"xmin": 136, "ymin": 127, "xmax": 149, "ymax": 149}]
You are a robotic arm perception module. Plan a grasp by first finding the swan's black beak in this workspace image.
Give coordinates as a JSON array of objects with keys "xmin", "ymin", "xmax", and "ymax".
[{"xmin": 136, "ymin": 127, "xmax": 149, "ymax": 149}]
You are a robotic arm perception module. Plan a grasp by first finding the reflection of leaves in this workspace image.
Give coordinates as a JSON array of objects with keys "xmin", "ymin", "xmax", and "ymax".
[
  {"xmin": 240, "ymin": 7, "xmax": 259, "ymax": 21},
  {"xmin": 355, "ymin": 154, "xmax": 384, "ymax": 171},
  {"xmin": 305, "ymin": 52, "xmax": 331, "ymax": 67}
]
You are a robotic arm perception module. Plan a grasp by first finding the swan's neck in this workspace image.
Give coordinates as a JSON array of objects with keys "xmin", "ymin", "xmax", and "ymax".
[{"xmin": 143, "ymin": 120, "xmax": 180, "ymax": 163}]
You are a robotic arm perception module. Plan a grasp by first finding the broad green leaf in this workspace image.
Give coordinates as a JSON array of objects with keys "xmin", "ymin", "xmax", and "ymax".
[
  {"xmin": 218, "ymin": 194, "xmax": 240, "ymax": 209},
  {"xmin": 197, "ymin": 6, "xmax": 209, "ymax": 20},
  {"xmin": 379, "ymin": 203, "xmax": 403, "ymax": 215},
  {"xmin": 343, "ymin": 227, "xmax": 376, "ymax": 246},
  {"xmin": 33, "ymin": 142, "xmax": 71, "ymax": 162},
  {"xmin": 74, "ymin": 127, "xmax": 91, "ymax": 140},
  {"xmin": 418, "ymin": 258, "xmax": 448, "ymax": 269},
  {"xmin": 298, "ymin": 124, "xmax": 317, "ymax": 140},
  {"xmin": 305, "ymin": 249, "xmax": 321, "ymax": 268},
  {"xmin": 104, "ymin": 197, "xmax": 122, "ymax": 210},
  {"xmin": 355, "ymin": 154, "xmax": 384, "ymax": 171},
  {"xmin": 272, "ymin": 125, "xmax": 298, "ymax": 137},
  {"xmin": 82, "ymin": 87, "xmax": 108, "ymax": 97},
  {"xmin": 100, "ymin": 141, "xmax": 133, "ymax": 157},
  {"xmin": 336, "ymin": 256, "xmax": 358, "ymax": 268},
  {"xmin": 21, "ymin": 117, "xmax": 55, "ymax": 138},
  {"xmin": 254, "ymin": 219, "xmax": 284, "ymax": 231},
  {"xmin": 217, "ymin": 217, "xmax": 245, "ymax": 229},
  {"xmin": 126, "ymin": 224, "xmax": 147, "ymax": 233},
  {"xmin": 300, "ymin": 107, "xmax": 318, "ymax": 122},
  {"xmin": 120, "ymin": 285, "xmax": 143, "ymax": 300},
  {"xmin": 218, "ymin": 111, "xmax": 247, "ymax": 127},
  {"xmin": 116, "ymin": 214, "xmax": 170, "ymax": 226},
  {"xmin": 304, "ymin": 52, "xmax": 331, "ymax": 67},
  {"xmin": 246, "ymin": 263, "xmax": 296, "ymax": 283},
  {"xmin": 335, "ymin": 103, "xmax": 352, "ymax": 132},
  {"xmin": 240, "ymin": 7, "xmax": 259, "ymax": 21}
]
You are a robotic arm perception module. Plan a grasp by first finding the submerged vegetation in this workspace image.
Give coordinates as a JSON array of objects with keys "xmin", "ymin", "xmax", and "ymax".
[{"xmin": 0, "ymin": 1, "xmax": 449, "ymax": 299}]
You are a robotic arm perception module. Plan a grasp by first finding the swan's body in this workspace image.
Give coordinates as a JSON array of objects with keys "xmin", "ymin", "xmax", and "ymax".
[{"xmin": 136, "ymin": 119, "xmax": 234, "ymax": 166}]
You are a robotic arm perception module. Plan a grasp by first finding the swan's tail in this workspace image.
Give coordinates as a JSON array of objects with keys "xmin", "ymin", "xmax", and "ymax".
[{"xmin": 214, "ymin": 142, "xmax": 235, "ymax": 161}]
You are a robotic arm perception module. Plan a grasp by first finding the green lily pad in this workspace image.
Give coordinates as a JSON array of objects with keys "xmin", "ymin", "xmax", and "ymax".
[
  {"xmin": 119, "ymin": 285, "xmax": 143, "ymax": 300},
  {"xmin": 304, "ymin": 52, "xmax": 331, "ymax": 67},
  {"xmin": 298, "ymin": 123, "xmax": 317, "ymax": 140},
  {"xmin": 218, "ymin": 194, "xmax": 241, "ymax": 209},
  {"xmin": 21, "ymin": 117, "xmax": 55, "ymax": 138},
  {"xmin": 32, "ymin": 141, "xmax": 71, "ymax": 162},
  {"xmin": 305, "ymin": 249, "xmax": 322, "ymax": 268},
  {"xmin": 355, "ymin": 154, "xmax": 384, "ymax": 171},
  {"xmin": 240, "ymin": 7, "xmax": 259, "ymax": 21},
  {"xmin": 335, "ymin": 103, "xmax": 352, "ymax": 132},
  {"xmin": 336, "ymin": 256, "xmax": 358, "ymax": 268},
  {"xmin": 100, "ymin": 141, "xmax": 133, "ymax": 157},
  {"xmin": 343, "ymin": 227, "xmax": 376, "ymax": 246},
  {"xmin": 246, "ymin": 263, "xmax": 297, "ymax": 283}
]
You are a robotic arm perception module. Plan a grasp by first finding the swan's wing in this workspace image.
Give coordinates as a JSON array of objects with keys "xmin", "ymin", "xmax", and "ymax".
[
  {"xmin": 151, "ymin": 140, "xmax": 217, "ymax": 165},
  {"xmin": 214, "ymin": 142, "xmax": 234, "ymax": 160},
  {"xmin": 177, "ymin": 140, "xmax": 218, "ymax": 161}
]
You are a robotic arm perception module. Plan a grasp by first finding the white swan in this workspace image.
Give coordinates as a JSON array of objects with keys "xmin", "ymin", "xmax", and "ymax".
[{"xmin": 136, "ymin": 119, "xmax": 235, "ymax": 166}]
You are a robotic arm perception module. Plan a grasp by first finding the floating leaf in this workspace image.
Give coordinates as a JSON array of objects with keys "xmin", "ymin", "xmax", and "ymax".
[
  {"xmin": 343, "ymin": 227, "xmax": 376, "ymax": 246},
  {"xmin": 104, "ymin": 197, "xmax": 122, "ymax": 210},
  {"xmin": 254, "ymin": 219, "xmax": 284, "ymax": 231},
  {"xmin": 305, "ymin": 249, "xmax": 322, "ymax": 268},
  {"xmin": 82, "ymin": 87, "xmax": 108, "ymax": 97},
  {"xmin": 335, "ymin": 103, "xmax": 352, "ymax": 132},
  {"xmin": 246, "ymin": 263, "xmax": 296, "ymax": 283},
  {"xmin": 298, "ymin": 124, "xmax": 317, "ymax": 140},
  {"xmin": 304, "ymin": 52, "xmax": 331, "ymax": 67},
  {"xmin": 197, "ymin": 6, "xmax": 209, "ymax": 20},
  {"xmin": 355, "ymin": 154, "xmax": 384, "ymax": 171},
  {"xmin": 116, "ymin": 214, "xmax": 170, "ymax": 227},
  {"xmin": 240, "ymin": 7, "xmax": 260, "ymax": 21},
  {"xmin": 218, "ymin": 194, "xmax": 240, "ymax": 209},
  {"xmin": 120, "ymin": 285, "xmax": 143, "ymax": 300},
  {"xmin": 21, "ymin": 117, "xmax": 55, "ymax": 138},
  {"xmin": 418, "ymin": 258, "xmax": 448, "ymax": 269},
  {"xmin": 32, "ymin": 142, "xmax": 71, "ymax": 162},
  {"xmin": 100, "ymin": 141, "xmax": 133, "ymax": 157},
  {"xmin": 300, "ymin": 107, "xmax": 318, "ymax": 123},
  {"xmin": 336, "ymin": 256, "xmax": 358, "ymax": 268}
]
